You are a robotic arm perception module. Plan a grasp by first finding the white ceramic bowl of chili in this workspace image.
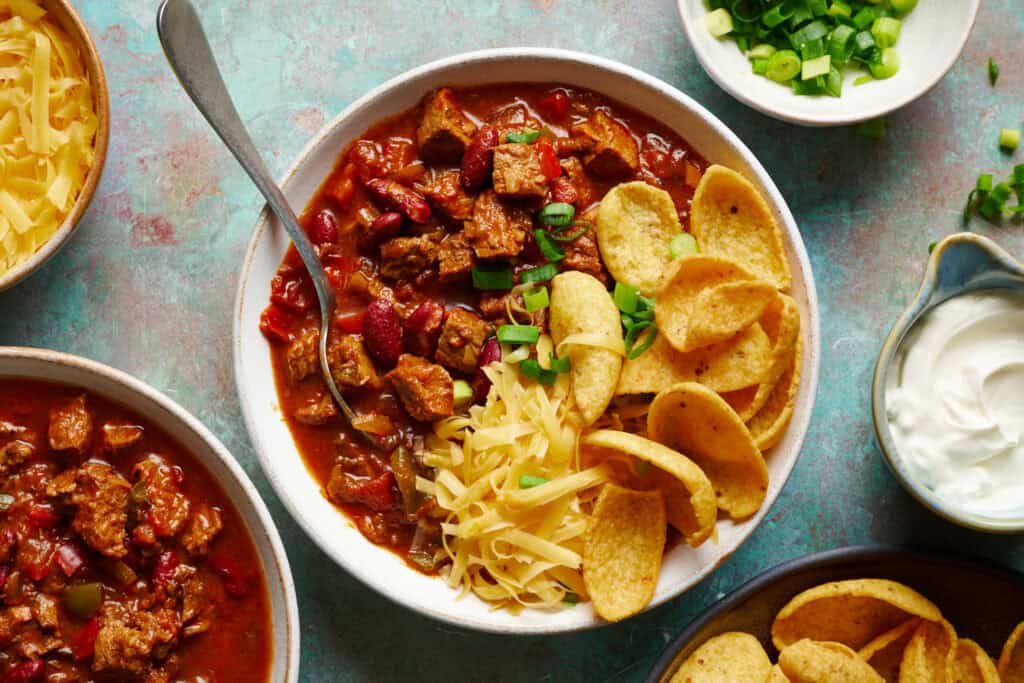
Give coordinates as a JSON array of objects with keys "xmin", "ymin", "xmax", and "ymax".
[
  {"xmin": 677, "ymin": 0, "xmax": 981, "ymax": 126},
  {"xmin": 0, "ymin": 347, "xmax": 300, "ymax": 681},
  {"xmin": 233, "ymin": 48, "xmax": 821, "ymax": 634}
]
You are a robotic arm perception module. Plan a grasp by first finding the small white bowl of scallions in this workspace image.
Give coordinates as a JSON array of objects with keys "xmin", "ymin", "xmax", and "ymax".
[{"xmin": 677, "ymin": 0, "xmax": 981, "ymax": 126}]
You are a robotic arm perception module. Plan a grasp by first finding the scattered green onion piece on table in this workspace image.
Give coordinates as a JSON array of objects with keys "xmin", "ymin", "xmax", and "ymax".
[
  {"xmin": 534, "ymin": 230, "xmax": 566, "ymax": 262},
  {"xmin": 766, "ymin": 50, "xmax": 802, "ymax": 83},
  {"xmin": 669, "ymin": 233, "xmax": 699, "ymax": 259},
  {"xmin": 928, "ymin": 241, "xmax": 937, "ymax": 254},
  {"xmin": 999, "ymin": 129, "xmax": 1021, "ymax": 152},
  {"xmin": 519, "ymin": 359, "xmax": 558, "ymax": 385},
  {"xmin": 548, "ymin": 354, "xmax": 571, "ymax": 373},
  {"xmin": 989, "ymin": 58, "xmax": 1000, "ymax": 86},
  {"xmin": 506, "ymin": 128, "xmax": 540, "ymax": 144},
  {"xmin": 613, "ymin": 282, "xmax": 639, "ymax": 314},
  {"xmin": 520, "ymin": 263, "xmax": 558, "ymax": 284},
  {"xmin": 523, "ymin": 286, "xmax": 549, "ymax": 312},
  {"xmin": 538, "ymin": 202, "xmax": 575, "ymax": 227},
  {"xmin": 519, "ymin": 474, "xmax": 549, "ymax": 489},
  {"xmin": 856, "ymin": 117, "xmax": 888, "ymax": 139},
  {"xmin": 979, "ymin": 174, "xmax": 995, "ymax": 192},
  {"xmin": 497, "ymin": 324, "xmax": 540, "ymax": 345},
  {"xmin": 472, "ymin": 265, "xmax": 514, "ymax": 290},
  {"xmin": 453, "ymin": 379, "xmax": 473, "ymax": 406},
  {"xmin": 705, "ymin": 8, "xmax": 734, "ymax": 37}
]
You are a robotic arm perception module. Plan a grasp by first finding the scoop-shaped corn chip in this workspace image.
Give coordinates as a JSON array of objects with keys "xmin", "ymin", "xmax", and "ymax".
[
  {"xmin": 772, "ymin": 579, "xmax": 943, "ymax": 652},
  {"xmin": 898, "ymin": 619, "xmax": 957, "ymax": 683},
  {"xmin": 691, "ymin": 164, "xmax": 791, "ymax": 291},
  {"xmin": 648, "ymin": 382, "xmax": 767, "ymax": 519},
  {"xmin": 858, "ymin": 619, "xmax": 920, "ymax": 682},
  {"xmin": 778, "ymin": 639, "xmax": 885, "ymax": 683},
  {"xmin": 670, "ymin": 632, "xmax": 773, "ymax": 683},
  {"xmin": 949, "ymin": 639, "xmax": 1001, "ymax": 683},
  {"xmin": 583, "ymin": 430, "xmax": 716, "ymax": 547},
  {"xmin": 582, "ymin": 484, "xmax": 665, "ymax": 622},
  {"xmin": 596, "ymin": 181, "xmax": 682, "ymax": 294},
  {"xmin": 998, "ymin": 621, "xmax": 1024, "ymax": 683},
  {"xmin": 747, "ymin": 334, "xmax": 803, "ymax": 451},
  {"xmin": 549, "ymin": 271, "xmax": 623, "ymax": 426}
]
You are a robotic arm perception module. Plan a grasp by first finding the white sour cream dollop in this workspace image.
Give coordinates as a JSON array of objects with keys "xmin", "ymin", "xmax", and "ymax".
[{"xmin": 886, "ymin": 289, "xmax": 1024, "ymax": 515}]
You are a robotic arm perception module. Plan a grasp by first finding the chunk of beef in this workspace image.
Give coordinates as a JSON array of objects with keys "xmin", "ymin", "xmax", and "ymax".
[
  {"xmin": 293, "ymin": 394, "xmax": 339, "ymax": 425},
  {"xmin": 179, "ymin": 504, "xmax": 223, "ymax": 559},
  {"xmin": 93, "ymin": 602, "xmax": 180, "ymax": 677},
  {"xmin": 133, "ymin": 455, "xmax": 190, "ymax": 538},
  {"xmin": 0, "ymin": 606, "xmax": 32, "ymax": 643},
  {"xmin": 47, "ymin": 462, "xmax": 130, "ymax": 558},
  {"xmin": 327, "ymin": 468, "xmax": 395, "ymax": 512},
  {"xmin": 435, "ymin": 308, "xmax": 494, "ymax": 374},
  {"xmin": 492, "ymin": 143, "xmax": 548, "ymax": 200},
  {"xmin": 31, "ymin": 594, "xmax": 59, "ymax": 631},
  {"xmin": 0, "ymin": 438, "xmax": 34, "ymax": 475},
  {"xmin": 571, "ymin": 110, "xmax": 639, "ymax": 180},
  {"xmin": 416, "ymin": 88, "xmax": 477, "ymax": 164},
  {"xmin": 285, "ymin": 327, "xmax": 320, "ymax": 386},
  {"xmin": 102, "ymin": 424, "xmax": 144, "ymax": 451},
  {"xmin": 386, "ymin": 354, "xmax": 454, "ymax": 422},
  {"xmin": 379, "ymin": 234, "xmax": 439, "ymax": 281},
  {"xmin": 48, "ymin": 394, "xmax": 92, "ymax": 452},
  {"xmin": 479, "ymin": 291, "xmax": 548, "ymax": 332},
  {"xmin": 559, "ymin": 156, "xmax": 597, "ymax": 209},
  {"xmin": 13, "ymin": 626, "xmax": 62, "ymax": 659},
  {"xmin": 326, "ymin": 334, "xmax": 380, "ymax": 390},
  {"xmin": 419, "ymin": 171, "xmax": 475, "ymax": 222},
  {"xmin": 464, "ymin": 190, "xmax": 531, "ymax": 259},
  {"xmin": 437, "ymin": 232, "xmax": 475, "ymax": 283},
  {"xmin": 561, "ymin": 227, "xmax": 609, "ymax": 285},
  {"xmin": 485, "ymin": 103, "xmax": 541, "ymax": 140}
]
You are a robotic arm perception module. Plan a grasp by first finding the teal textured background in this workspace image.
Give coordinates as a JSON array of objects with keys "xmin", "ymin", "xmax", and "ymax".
[{"xmin": 2, "ymin": 1, "xmax": 1023, "ymax": 680}]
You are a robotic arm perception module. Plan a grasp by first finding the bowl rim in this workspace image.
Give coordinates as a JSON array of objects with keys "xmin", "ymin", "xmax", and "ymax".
[
  {"xmin": 0, "ymin": 0, "xmax": 111, "ymax": 292},
  {"xmin": 675, "ymin": 0, "xmax": 982, "ymax": 127},
  {"xmin": 871, "ymin": 232, "xmax": 1024, "ymax": 534},
  {"xmin": 0, "ymin": 346, "xmax": 301, "ymax": 681},
  {"xmin": 233, "ymin": 46, "xmax": 821, "ymax": 634},
  {"xmin": 645, "ymin": 543, "xmax": 1024, "ymax": 682}
]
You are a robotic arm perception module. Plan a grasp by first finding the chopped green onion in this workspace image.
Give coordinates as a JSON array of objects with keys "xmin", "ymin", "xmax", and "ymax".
[
  {"xmin": 979, "ymin": 174, "xmax": 994, "ymax": 192},
  {"xmin": 852, "ymin": 6, "xmax": 878, "ymax": 30},
  {"xmin": 705, "ymin": 8, "xmax": 734, "ymax": 37},
  {"xmin": 927, "ymin": 241, "xmax": 937, "ymax": 254},
  {"xmin": 497, "ymin": 324, "xmax": 540, "ymax": 345},
  {"xmin": 63, "ymin": 583, "xmax": 103, "ymax": 619},
  {"xmin": 871, "ymin": 17, "xmax": 901, "ymax": 49},
  {"xmin": 1000, "ymin": 129, "xmax": 1021, "ymax": 152},
  {"xmin": 989, "ymin": 58, "xmax": 1000, "ymax": 87},
  {"xmin": 890, "ymin": 0, "xmax": 918, "ymax": 14},
  {"xmin": 453, "ymin": 379, "xmax": 473, "ymax": 406},
  {"xmin": 853, "ymin": 74, "xmax": 874, "ymax": 86},
  {"xmin": 828, "ymin": 1, "xmax": 852, "ymax": 19},
  {"xmin": 519, "ymin": 474, "xmax": 549, "ymax": 489},
  {"xmin": 802, "ymin": 54, "xmax": 831, "ymax": 81},
  {"xmin": 520, "ymin": 263, "xmax": 558, "ymax": 284},
  {"xmin": 548, "ymin": 354, "xmax": 571, "ymax": 373},
  {"xmin": 625, "ymin": 322, "xmax": 658, "ymax": 360},
  {"xmin": 550, "ymin": 222, "xmax": 591, "ymax": 242},
  {"xmin": 869, "ymin": 47, "xmax": 900, "ymax": 80},
  {"xmin": 762, "ymin": 4, "xmax": 794, "ymax": 28},
  {"xmin": 613, "ymin": 282, "xmax": 639, "ymax": 315},
  {"xmin": 752, "ymin": 58, "xmax": 770, "ymax": 75},
  {"xmin": 538, "ymin": 202, "xmax": 575, "ymax": 227},
  {"xmin": 533, "ymin": 230, "xmax": 566, "ymax": 262},
  {"xmin": 472, "ymin": 265, "xmax": 514, "ymax": 290},
  {"xmin": 1012, "ymin": 164, "xmax": 1024, "ymax": 188},
  {"xmin": 766, "ymin": 50, "xmax": 802, "ymax": 83},
  {"xmin": 637, "ymin": 295, "xmax": 655, "ymax": 312},
  {"xmin": 856, "ymin": 117, "xmax": 888, "ymax": 139},
  {"xmin": 747, "ymin": 44, "xmax": 776, "ymax": 60},
  {"xmin": 562, "ymin": 592, "xmax": 579, "ymax": 606},
  {"xmin": 853, "ymin": 30, "xmax": 875, "ymax": 55},
  {"xmin": 523, "ymin": 286, "xmax": 549, "ymax": 312},
  {"xmin": 519, "ymin": 359, "xmax": 558, "ymax": 385},
  {"xmin": 506, "ymin": 128, "xmax": 540, "ymax": 144},
  {"xmin": 669, "ymin": 233, "xmax": 699, "ymax": 259}
]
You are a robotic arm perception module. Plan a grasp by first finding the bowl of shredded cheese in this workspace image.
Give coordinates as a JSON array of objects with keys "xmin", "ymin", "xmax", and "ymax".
[{"xmin": 0, "ymin": 0, "xmax": 109, "ymax": 291}]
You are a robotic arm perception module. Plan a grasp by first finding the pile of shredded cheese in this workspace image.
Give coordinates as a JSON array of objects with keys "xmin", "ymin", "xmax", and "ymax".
[
  {"xmin": 421, "ymin": 356, "xmax": 610, "ymax": 610},
  {"xmin": 0, "ymin": 0, "xmax": 97, "ymax": 275}
]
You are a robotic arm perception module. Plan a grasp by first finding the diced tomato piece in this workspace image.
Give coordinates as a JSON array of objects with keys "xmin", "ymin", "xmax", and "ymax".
[
  {"xmin": 55, "ymin": 543, "xmax": 86, "ymax": 577},
  {"xmin": 335, "ymin": 311, "xmax": 365, "ymax": 334},
  {"xmin": 210, "ymin": 554, "xmax": 250, "ymax": 598},
  {"xmin": 551, "ymin": 177, "xmax": 579, "ymax": 205},
  {"xmin": 309, "ymin": 210, "xmax": 339, "ymax": 245},
  {"xmin": 2, "ymin": 659, "xmax": 44, "ymax": 682},
  {"xmin": 259, "ymin": 305, "xmax": 294, "ymax": 344},
  {"xmin": 28, "ymin": 504, "xmax": 59, "ymax": 529},
  {"xmin": 71, "ymin": 618, "xmax": 100, "ymax": 661},
  {"xmin": 538, "ymin": 91, "xmax": 569, "ymax": 119},
  {"xmin": 152, "ymin": 550, "xmax": 179, "ymax": 587},
  {"xmin": 536, "ymin": 140, "xmax": 561, "ymax": 181},
  {"xmin": 270, "ymin": 269, "xmax": 315, "ymax": 313}
]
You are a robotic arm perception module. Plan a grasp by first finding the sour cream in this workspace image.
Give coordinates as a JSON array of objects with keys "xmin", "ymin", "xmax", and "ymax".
[{"xmin": 886, "ymin": 289, "xmax": 1024, "ymax": 515}]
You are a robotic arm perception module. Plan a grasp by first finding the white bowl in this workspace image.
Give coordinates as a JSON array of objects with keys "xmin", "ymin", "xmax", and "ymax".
[
  {"xmin": 677, "ymin": 0, "xmax": 980, "ymax": 126},
  {"xmin": 234, "ymin": 48, "xmax": 821, "ymax": 634},
  {"xmin": 0, "ymin": 347, "xmax": 300, "ymax": 681}
]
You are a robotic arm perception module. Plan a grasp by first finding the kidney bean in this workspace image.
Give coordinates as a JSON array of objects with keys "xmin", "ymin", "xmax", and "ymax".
[
  {"xmin": 363, "ymin": 298, "xmax": 404, "ymax": 368},
  {"xmin": 358, "ymin": 211, "xmax": 403, "ymax": 252},
  {"xmin": 3, "ymin": 658, "xmax": 44, "ymax": 682},
  {"xmin": 403, "ymin": 301, "xmax": 445, "ymax": 357},
  {"xmin": 309, "ymin": 209, "xmax": 338, "ymax": 245},
  {"xmin": 364, "ymin": 179, "xmax": 432, "ymax": 224},
  {"xmin": 472, "ymin": 337, "xmax": 502, "ymax": 404},
  {"xmin": 551, "ymin": 177, "xmax": 578, "ymax": 205},
  {"xmin": 460, "ymin": 126, "xmax": 500, "ymax": 190}
]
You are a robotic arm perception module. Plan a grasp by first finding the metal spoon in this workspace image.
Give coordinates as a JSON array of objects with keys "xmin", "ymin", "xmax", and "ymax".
[{"xmin": 157, "ymin": 0, "xmax": 374, "ymax": 446}]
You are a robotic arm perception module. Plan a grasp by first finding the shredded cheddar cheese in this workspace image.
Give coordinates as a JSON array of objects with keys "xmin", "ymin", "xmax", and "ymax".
[
  {"xmin": 0, "ymin": 0, "xmax": 97, "ymax": 275},
  {"xmin": 426, "ymin": 359, "xmax": 609, "ymax": 610}
]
